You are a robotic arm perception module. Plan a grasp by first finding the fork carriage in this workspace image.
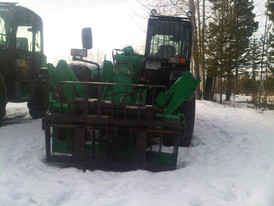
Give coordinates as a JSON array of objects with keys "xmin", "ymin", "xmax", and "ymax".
[{"xmin": 43, "ymin": 81, "xmax": 184, "ymax": 171}]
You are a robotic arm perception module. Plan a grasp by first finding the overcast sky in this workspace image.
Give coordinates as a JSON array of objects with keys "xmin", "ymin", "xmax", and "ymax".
[
  {"xmin": 7, "ymin": 0, "xmax": 146, "ymax": 63},
  {"xmin": 4, "ymin": 0, "xmax": 268, "ymax": 64}
]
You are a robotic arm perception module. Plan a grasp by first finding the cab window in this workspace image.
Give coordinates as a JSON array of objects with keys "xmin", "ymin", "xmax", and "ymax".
[
  {"xmin": 16, "ymin": 12, "xmax": 42, "ymax": 53},
  {"xmin": 0, "ymin": 17, "xmax": 6, "ymax": 45}
]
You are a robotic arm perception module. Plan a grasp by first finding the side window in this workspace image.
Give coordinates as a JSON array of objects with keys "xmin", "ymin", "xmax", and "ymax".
[
  {"xmin": 34, "ymin": 29, "xmax": 42, "ymax": 53},
  {"xmin": 16, "ymin": 12, "xmax": 34, "ymax": 52},
  {"xmin": 0, "ymin": 17, "xmax": 6, "ymax": 44},
  {"xmin": 16, "ymin": 26, "xmax": 32, "ymax": 51}
]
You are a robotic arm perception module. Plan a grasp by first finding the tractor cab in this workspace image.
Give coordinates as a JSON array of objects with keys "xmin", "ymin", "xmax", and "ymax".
[
  {"xmin": 0, "ymin": 3, "xmax": 48, "ymax": 120},
  {"xmin": 0, "ymin": 2, "xmax": 44, "ymax": 101}
]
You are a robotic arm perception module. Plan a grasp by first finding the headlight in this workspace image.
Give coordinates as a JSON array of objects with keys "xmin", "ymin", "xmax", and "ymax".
[
  {"xmin": 186, "ymin": 11, "xmax": 192, "ymax": 19},
  {"xmin": 145, "ymin": 61, "xmax": 161, "ymax": 70},
  {"xmin": 151, "ymin": 9, "xmax": 157, "ymax": 16}
]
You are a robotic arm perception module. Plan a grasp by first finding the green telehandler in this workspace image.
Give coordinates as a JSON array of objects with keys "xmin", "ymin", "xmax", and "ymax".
[{"xmin": 42, "ymin": 10, "xmax": 200, "ymax": 171}]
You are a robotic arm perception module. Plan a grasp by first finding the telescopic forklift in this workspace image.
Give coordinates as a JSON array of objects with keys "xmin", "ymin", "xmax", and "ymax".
[
  {"xmin": 42, "ymin": 10, "xmax": 199, "ymax": 171},
  {"xmin": 0, "ymin": 2, "xmax": 48, "ymax": 120}
]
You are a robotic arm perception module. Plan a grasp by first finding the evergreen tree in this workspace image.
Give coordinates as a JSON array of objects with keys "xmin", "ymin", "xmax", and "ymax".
[
  {"xmin": 267, "ymin": 1, "xmax": 274, "ymax": 22},
  {"xmin": 247, "ymin": 36, "xmax": 261, "ymax": 98},
  {"xmin": 205, "ymin": 0, "xmax": 229, "ymax": 103},
  {"xmin": 267, "ymin": 1, "xmax": 274, "ymax": 76},
  {"xmin": 228, "ymin": 0, "xmax": 258, "ymax": 97},
  {"xmin": 265, "ymin": 28, "xmax": 274, "ymax": 97},
  {"xmin": 206, "ymin": 0, "xmax": 258, "ymax": 102},
  {"xmin": 238, "ymin": 71, "xmax": 253, "ymax": 94}
]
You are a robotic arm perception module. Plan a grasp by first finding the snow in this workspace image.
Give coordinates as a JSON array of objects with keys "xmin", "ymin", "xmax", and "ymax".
[
  {"xmin": 1, "ymin": 101, "xmax": 274, "ymax": 206},
  {"xmin": 213, "ymin": 94, "xmax": 274, "ymax": 110}
]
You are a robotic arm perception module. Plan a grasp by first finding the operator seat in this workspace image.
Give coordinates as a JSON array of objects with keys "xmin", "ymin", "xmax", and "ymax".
[
  {"xmin": 157, "ymin": 45, "xmax": 176, "ymax": 58},
  {"xmin": 16, "ymin": 37, "xmax": 29, "ymax": 51}
]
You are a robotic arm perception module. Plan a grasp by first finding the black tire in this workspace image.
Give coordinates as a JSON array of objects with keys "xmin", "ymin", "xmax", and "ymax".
[
  {"xmin": 163, "ymin": 96, "xmax": 196, "ymax": 147},
  {"xmin": 177, "ymin": 96, "xmax": 196, "ymax": 147},
  {"xmin": 28, "ymin": 79, "xmax": 49, "ymax": 119},
  {"xmin": 0, "ymin": 74, "xmax": 7, "ymax": 120}
]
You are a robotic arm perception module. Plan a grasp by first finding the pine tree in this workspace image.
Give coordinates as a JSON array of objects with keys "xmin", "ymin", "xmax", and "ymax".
[
  {"xmin": 267, "ymin": 1, "xmax": 274, "ymax": 76},
  {"xmin": 206, "ymin": 0, "xmax": 258, "ymax": 102},
  {"xmin": 265, "ymin": 28, "xmax": 274, "ymax": 97},
  {"xmin": 228, "ymin": 0, "xmax": 258, "ymax": 97},
  {"xmin": 246, "ymin": 36, "xmax": 261, "ymax": 100},
  {"xmin": 267, "ymin": 1, "xmax": 274, "ymax": 22},
  {"xmin": 205, "ymin": 0, "xmax": 234, "ymax": 103}
]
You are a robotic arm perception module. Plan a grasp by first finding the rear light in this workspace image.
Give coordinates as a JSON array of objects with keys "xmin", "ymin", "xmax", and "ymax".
[
  {"xmin": 179, "ymin": 57, "xmax": 186, "ymax": 64},
  {"xmin": 168, "ymin": 57, "xmax": 186, "ymax": 64},
  {"xmin": 71, "ymin": 48, "xmax": 87, "ymax": 57}
]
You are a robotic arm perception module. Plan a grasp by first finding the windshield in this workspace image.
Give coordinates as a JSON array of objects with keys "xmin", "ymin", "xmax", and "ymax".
[
  {"xmin": 146, "ymin": 19, "xmax": 191, "ymax": 60},
  {"xmin": 0, "ymin": 6, "xmax": 15, "ymax": 47}
]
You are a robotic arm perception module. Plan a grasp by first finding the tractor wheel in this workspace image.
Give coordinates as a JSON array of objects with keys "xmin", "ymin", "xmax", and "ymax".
[
  {"xmin": 163, "ymin": 96, "xmax": 196, "ymax": 147},
  {"xmin": 28, "ymin": 79, "xmax": 49, "ymax": 119},
  {"xmin": 177, "ymin": 96, "xmax": 196, "ymax": 147},
  {"xmin": 0, "ymin": 74, "xmax": 7, "ymax": 120}
]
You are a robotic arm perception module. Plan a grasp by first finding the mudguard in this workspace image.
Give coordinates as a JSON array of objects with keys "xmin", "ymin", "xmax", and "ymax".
[{"xmin": 155, "ymin": 71, "xmax": 200, "ymax": 114}]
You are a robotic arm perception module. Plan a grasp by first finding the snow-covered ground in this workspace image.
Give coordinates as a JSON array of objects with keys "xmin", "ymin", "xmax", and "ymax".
[
  {"xmin": 214, "ymin": 94, "xmax": 274, "ymax": 110},
  {"xmin": 0, "ymin": 100, "xmax": 273, "ymax": 206}
]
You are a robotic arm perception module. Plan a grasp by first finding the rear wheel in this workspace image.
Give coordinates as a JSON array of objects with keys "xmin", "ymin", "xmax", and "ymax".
[
  {"xmin": 28, "ymin": 78, "xmax": 49, "ymax": 119},
  {"xmin": 177, "ymin": 96, "xmax": 196, "ymax": 147},
  {"xmin": 0, "ymin": 74, "xmax": 7, "ymax": 120},
  {"xmin": 163, "ymin": 96, "xmax": 196, "ymax": 147}
]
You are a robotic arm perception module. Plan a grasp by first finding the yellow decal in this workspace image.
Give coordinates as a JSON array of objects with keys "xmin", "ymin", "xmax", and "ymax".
[{"xmin": 16, "ymin": 59, "xmax": 30, "ymax": 74}]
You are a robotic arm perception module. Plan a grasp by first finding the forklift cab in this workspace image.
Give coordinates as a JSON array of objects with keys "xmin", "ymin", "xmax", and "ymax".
[{"xmin": 144, "ymin": 13, "xmax": 192, "ymax": 85}]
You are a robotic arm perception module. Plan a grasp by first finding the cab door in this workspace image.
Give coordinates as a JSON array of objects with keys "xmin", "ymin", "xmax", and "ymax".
[{"xmin": 13, "ymin": 8, "xmax": 43, "ymax": 100}]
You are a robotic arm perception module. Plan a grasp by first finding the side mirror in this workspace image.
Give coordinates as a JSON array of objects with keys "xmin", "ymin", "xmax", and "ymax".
[{"xmin": 82, "ymin": 28, "xmax": 92, "ymax": 49}]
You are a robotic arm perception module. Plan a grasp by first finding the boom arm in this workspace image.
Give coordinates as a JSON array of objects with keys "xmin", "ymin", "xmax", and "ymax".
[{"xmin": 155, "ymin": 71, "xmax": 200, "ymax": 114}]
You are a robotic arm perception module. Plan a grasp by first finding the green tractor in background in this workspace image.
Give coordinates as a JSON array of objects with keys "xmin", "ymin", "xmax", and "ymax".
[
  {"xmin": 43, "ymin": 9, "xmax": 199, "ymax": 171},
  {"xmin": 0, "ymin": 2, "xmax": 49, "ymax": 120}
]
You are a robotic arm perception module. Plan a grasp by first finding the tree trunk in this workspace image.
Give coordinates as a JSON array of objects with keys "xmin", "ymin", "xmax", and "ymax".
[
  {"xmin": 202, "ymin": 0, "xmax": 206, "ymax": 99},
  {"xmin": 220, "ymin": 77, "xmax": 223, "ymax": 104},
  {"xmin": 213, "ymin": 77, "xmax": 216, "ymax": 101},
  {"xmin": 189, "ymin": 0, "xmax": 201, "ymax": 98},
  {"xmin": 235, "ymin": 67, "xmax": 239, "ymax": 94},
  {"xmin": 225, "ymin": 74, "xmax": 232, "ymax": 101},
  {"xmin": 204, "ymin": 77, "xmax": 213, "ymax": 100}
]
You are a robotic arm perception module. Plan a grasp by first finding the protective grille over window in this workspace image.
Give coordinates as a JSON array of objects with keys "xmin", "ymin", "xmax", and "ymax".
[{"xmin": 147, "ymin": 20, "xmax": 190, "ymax": 60}]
